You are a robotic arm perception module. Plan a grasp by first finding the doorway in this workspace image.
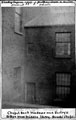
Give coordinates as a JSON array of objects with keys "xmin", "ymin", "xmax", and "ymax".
[{"xmin": 25, "ymin": 82, "xmax": 36, "ymax": 104}]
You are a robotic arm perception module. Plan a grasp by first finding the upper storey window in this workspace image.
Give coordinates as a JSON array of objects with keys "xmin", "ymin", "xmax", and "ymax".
[
  {"xmin": 15, "ymin": 7, "xmax": 22, "ymax": 34},
  {"xmin": 56, "ymin": 33, "xmax": 71, "ymax": 58}
]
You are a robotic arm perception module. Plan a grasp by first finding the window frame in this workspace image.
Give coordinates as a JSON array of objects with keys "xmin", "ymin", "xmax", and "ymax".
[
  {"xmin": 13, "ymin": 67, "xmax": 22, "ymax": 91},
  {"xmin": 55, "ymin": 72, "xmax": 72, "ymax": 99},
  {"xmin": 55, "ymin": 32, "xmax": 72, "ymax": 58},
  {"xmin": 14, "ymin": 7, "xmax": 23, "ymax": 35}
]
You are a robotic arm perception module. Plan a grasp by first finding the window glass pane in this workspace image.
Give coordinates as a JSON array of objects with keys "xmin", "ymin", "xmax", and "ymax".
[
  {"xmin": 56, "ymin": 43, "xmax": 71, "ymax": 56},
  {"xmin": 56, "ymin": 87, "xmax": 62, "ymax": 95},
  {"xmin": 56, "ymin": 87, "xmax": 70, "ymax": 98},
  {"xmin": 15, "ymin": 13, "xmax": 21, "ymax": 32},
  {"xmin": 56, "ymin": 74, "xmax": 71, "ymax": 86},
  {"xmin": 13, "ymin": 67, "xmax": 21, "ymax": 91},
  {"xmin": 56, "ymin": 33, "xmax": 70, "ymax": 42}
]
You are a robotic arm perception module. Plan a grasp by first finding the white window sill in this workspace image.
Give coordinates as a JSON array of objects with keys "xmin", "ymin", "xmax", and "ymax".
[{"xmin": 14, "ymin": 31, "xmax": 24, "ymax": 36}]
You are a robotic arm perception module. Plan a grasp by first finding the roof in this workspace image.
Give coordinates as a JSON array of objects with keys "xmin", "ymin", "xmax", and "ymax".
[{"xmin": 24, "ymin": 6, "xmax": 74, "ymax": 27}]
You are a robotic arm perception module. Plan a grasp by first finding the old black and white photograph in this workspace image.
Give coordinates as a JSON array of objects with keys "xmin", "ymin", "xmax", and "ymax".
[{"xmin": 1, "ymin": 2, "xmax": 76, "ymax": 110}]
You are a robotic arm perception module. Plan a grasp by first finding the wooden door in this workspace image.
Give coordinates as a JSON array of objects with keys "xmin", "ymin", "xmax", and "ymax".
[{"xmin": 25, "ymin": 83, "xmax": 36, "ymax": 104}]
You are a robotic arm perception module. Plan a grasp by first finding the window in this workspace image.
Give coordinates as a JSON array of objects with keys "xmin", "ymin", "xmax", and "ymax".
[
  {"xmin": 56, "ymin": 73, "xmax": 71, "ymax": 99},
  {"xmin": 15, "ymin": 7, "xmax": 22, "ymax": 33},
  {"xmin": 14, "ymin": 67, "xmax": 21, "ymax": 91},
  {"xmin": 56, "ymin": 33, "xmax": 71, "ymax": 57}
]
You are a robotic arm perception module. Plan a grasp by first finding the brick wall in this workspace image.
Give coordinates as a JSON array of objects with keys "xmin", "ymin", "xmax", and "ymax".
[{"xmin": 25, "ymin": 25, "xmax": 75, "ymax": 105}]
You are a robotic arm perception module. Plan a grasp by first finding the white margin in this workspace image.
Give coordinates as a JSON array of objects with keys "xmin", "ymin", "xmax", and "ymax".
[{"xmin": 0, "ymin": 1, "xmax": 76, "ymax": 120}]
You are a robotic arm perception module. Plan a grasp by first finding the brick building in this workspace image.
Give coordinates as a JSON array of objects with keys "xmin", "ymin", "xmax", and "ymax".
[{"xmin": 2, "ymin": 5, "xmax": 76, "ymax": 108}]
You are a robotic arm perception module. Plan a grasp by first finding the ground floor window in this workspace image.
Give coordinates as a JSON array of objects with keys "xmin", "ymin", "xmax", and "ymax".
[
  {"xmin": 13, "ymin": 67, "xmax": 21, "ymax": 91},
  {"xmin": 56, "ymin": 73, "xmax": 71, "ymax": 99}
]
